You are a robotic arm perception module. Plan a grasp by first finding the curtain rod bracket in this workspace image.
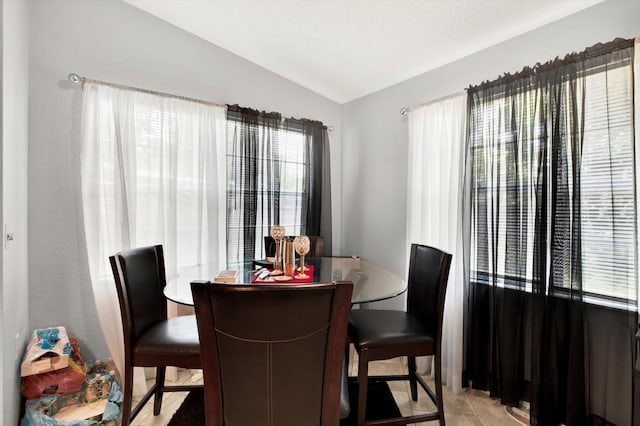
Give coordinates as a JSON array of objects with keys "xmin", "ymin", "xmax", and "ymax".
[
  {"xmin": 400, "ymin": 107, "xmax": 409, "ymax": 115},
  {"xmin": 68, "ymin": 73, "xmax": 84, "ymax": 84}
]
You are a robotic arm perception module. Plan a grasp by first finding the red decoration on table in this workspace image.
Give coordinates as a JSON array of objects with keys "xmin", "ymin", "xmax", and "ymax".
[{"xmin": 252, "ymin": 265, "xmax": 314, "ymax": 284}]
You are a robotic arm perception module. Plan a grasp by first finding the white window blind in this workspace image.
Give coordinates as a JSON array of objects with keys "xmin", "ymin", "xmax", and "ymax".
[
  {"xmin": 579, "ymin": 63, "xmax": 636, "ymax": 301},
  {"xmin": 226, "ymin": 122, "xmax": 309, "ymax": 267},
  {"xmin": 469, "ymin": 53, "xmax": 637, "ymax": 305},
  {"xmin": 83, "ymin": 85, "xmax": 226, "ymax": 279}
]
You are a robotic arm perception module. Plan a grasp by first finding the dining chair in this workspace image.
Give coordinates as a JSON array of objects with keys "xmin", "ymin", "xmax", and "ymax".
[
  {"xmin": 308, "ymin": 235, "xmax": 325, "ymax": 257},
  {"xmin": 347, "ymin": 243, "xmax": 452, "ymax": 426},
  {"xmin": 109, "ymin": 245, "xmax": 202, "ymax": 426},
  {"xmin": 190, "ymin": 280, "xmax": 353, "ymax": 426}
]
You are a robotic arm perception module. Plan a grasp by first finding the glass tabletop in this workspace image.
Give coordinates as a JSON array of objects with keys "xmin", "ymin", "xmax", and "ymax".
[{"xmin": 164, "ymin": 256, "xmax": 407, "ymax": 306}]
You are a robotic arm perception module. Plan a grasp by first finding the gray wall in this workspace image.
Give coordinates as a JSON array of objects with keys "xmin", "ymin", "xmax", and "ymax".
[
  {"xmin": 28, "ymin": 0, "xmax": 342, "ymax": 360},
  {"xmin": 2, "ymin": 0, "xmax": 29, "ymax": 424},
  {"xmin": 341, "ymin": 0, "xmax": 640, "ymax": 306}
]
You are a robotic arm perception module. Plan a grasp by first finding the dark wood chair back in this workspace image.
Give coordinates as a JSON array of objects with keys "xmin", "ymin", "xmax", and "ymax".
[
  {"xmin": 406, "ymin": 243, "xmax": 452, "ymax": 341},
  {"xmin": 346, "ymin": 243, "xmax": 452, "ymax": 425},
  {"xmin": 110, "ymin": 244, "xmax": 167, "ymax": 347},
  {"xmin": 191, "ymin": 280, "xmax": 353, "ymax": 426},
  {"xmin": 110, "ymin": 244, "xmax": 201, "ymax": 426}
]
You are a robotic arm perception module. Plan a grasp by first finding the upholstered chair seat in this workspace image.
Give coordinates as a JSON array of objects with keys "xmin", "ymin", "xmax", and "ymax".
[
  {"xmin": 133, "ymin": 315, "xmax": 201, "ymax": 362},
  {"xmin": 348, "ymin": 309, "xmax": 434, "ymax": 348}
]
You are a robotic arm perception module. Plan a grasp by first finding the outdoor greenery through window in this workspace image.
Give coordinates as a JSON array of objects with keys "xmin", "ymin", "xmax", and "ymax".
[{"xmin": 468, "ymin": 42, "xmax": 637, "ymax": 306}]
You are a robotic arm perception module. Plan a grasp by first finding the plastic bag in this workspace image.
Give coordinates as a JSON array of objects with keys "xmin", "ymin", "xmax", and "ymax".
[
  {"xmin": 21, "ymin": 327, "xmax": 72, "ymax": 377},
  {"xmin": 21, "ymin": 366, "xmax": 122, "ymax": 426}
]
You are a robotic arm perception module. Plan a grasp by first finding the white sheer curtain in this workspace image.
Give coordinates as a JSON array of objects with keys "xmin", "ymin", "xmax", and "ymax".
[
  {"xmin": 80, "ymin": 82, "xmax": 227, "ymax": 386},
  {"xmin": 407, "ymin": 93, "xmax": 467, "ymax": 394}
]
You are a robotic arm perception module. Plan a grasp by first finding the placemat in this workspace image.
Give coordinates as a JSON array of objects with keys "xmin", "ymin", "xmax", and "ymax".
[{"xmin": 252, "ymin": 265, "xmax": 314, "ymax": 283}]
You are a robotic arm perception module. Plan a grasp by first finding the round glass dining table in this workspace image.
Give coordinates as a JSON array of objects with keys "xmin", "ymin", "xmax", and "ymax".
[
  {"xmin": 164, "ymin": 256, "xmax": 407, "ymax": 306},
  {"xmin": 163, "ymin": 256, "xmax": 405, "ymax": 419}
]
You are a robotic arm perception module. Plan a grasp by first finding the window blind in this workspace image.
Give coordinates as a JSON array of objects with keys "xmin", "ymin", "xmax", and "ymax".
[
  {"xmin": 226, "ymin": 119, "xmax": 309, "ymax": 267},
  {"xmin": 469, "ymin": 48, "xmax": 637, "ymax": 304},
  {"xmin": 579, "ymin": 61, "xmax": 636, "ymax": 301}
]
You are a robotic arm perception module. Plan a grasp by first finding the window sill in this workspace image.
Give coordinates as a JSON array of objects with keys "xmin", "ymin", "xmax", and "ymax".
[{"xmin": 471, "ymin": 279, "xmax": 638, "ymax": 313}]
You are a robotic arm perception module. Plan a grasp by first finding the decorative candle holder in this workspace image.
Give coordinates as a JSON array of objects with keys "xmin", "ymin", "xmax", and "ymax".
[
  {"xmin": 294, "ymin": 235, "xmax": 311, "ymax": 279},
  {"xmin": 270, "ymin": 225, "xmax": 286, "ymax": 275},
  {"xmin": 283, "ymin": 237, "xmax": 296, "ymax": 277}
]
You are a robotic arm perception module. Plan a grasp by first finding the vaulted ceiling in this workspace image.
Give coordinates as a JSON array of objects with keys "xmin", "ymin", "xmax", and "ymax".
[{"xmin": 123, "ymin": 0, "xmax": 604, "ymax": 104}]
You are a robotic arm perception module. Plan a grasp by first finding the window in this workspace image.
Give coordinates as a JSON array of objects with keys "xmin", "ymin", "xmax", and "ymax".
[
  {"xmin": 469, "ymin": 89, "xmax": 547, "ymax": 291},
  {"xmin": 81, "ymin": 83, "xmax": 226, "ymax": 281},
  {"xmin": 578, "ymin": 64, "xmax": 635, "ymax": 301},
  {"xmin": 468, "ymin": 43, "xmax": 637, "ymax": 306},
  {"xmin": 226, "ymin": 123, "xmax": 309, "ymax": 267},
  {"xmin": 225, "ymin": 106, "xmax": 330, "ymax": 269},
  {"xmin": 129, "ymin": 107, "xmax": 205, "ymax": 269}
]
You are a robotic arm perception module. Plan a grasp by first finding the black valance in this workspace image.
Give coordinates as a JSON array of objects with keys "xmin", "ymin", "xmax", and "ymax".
[
  {"xmin": 468, "ymin": 37, "xmax": 634, "ymax": 93},
  {"xmin": 226, "ymin": 104, "xmax": 327, "ymax": 131}
]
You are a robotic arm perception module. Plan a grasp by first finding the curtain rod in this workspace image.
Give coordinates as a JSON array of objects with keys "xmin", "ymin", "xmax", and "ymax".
[
  {"xmin": 68, "ymin": 73, "xmax": 226, "ymax": 108},
  {"xmin": 399, "ymin": 90, "xmax": 466, "ymax": 115},
  {"xmin": 67, "ymin": 73, "xmax": 334, "ymax": 132}
]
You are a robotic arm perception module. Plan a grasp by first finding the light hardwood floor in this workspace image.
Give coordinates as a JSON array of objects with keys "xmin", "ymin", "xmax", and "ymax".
[{"xmin": 131, "ymin": 351, "xmax": 529, "ymax": 426}]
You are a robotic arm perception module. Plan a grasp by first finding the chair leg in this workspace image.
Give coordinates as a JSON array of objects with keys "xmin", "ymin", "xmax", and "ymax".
[
  {"xmin": 434, "ymin": 355, "xmax": 445, "ymax": 425},
  {"xmin": 357, "ymin": 350, "xmax": 369, "ymax": 426},
  {"xmin": 408, "ymin": 355, "xmax": 418, "ymax": 401},
  {"xmin": 345, "ymin": 342, "xmax": 350, "ymax": 374},
  {"xmin": 121, "ymin": 365, "xmax": 134, "ymax": 426},
  {"xmin": 153, "ymin": 366, "xmax": 166, "ymax": 415}
]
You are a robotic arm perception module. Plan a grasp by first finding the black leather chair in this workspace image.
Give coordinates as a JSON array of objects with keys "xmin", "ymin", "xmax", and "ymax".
[
  {"xmin": 190, "ymin": 280, "xmax": 353, "ymax": 426},
  {"xmin": 109, "ymin": 245, "xmax": 202, "ymax": 426},
  {"xmin": 347, "ymin": 244, "xmax": 452, "ymax": 425}
]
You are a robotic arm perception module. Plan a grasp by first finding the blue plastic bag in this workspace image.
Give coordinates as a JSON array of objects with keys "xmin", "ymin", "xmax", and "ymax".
[{"xmin": 21, "ymin": 380, "xmax": 121, "ymax": 426}]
